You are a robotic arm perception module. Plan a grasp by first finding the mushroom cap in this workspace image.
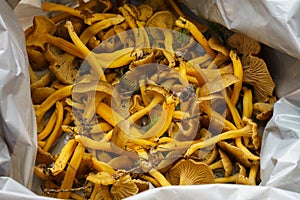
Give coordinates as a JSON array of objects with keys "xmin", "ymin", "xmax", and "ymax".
[
  {"xmin": 242, "ymin": 117, "xmax": 260, "ymax": 150},
  {"xmin": 146, "ymin": 11, "xmax": 174, "ymax": 28},
  {"xmin": 208, "ymin": 36, "xmax": 229, "ymax": 56},
  {"xmin": 137, "ymin": 4, "xmax": 153, "ymax": 22},
  {"xmin": 227, "ymin": 32, "xmax": 261, "ymax": 55},
  {"xmin": 146, "ymin": 11, "xmax": 175, "ymax": 40},
  {"xmin": 253, "ymin": 102, "xmax": 273, "ymax": 121},
  {"xmin": 26, "ymin": 16, "xmax": 57, "ymax": 50},
  {"xmin": 132, "ymin": 179, "xmax": 149, "ymax": 193},
  {"xmin": 218, "ymin": 148, "xmax": 233, "ymax": 177},
  {"xmin": 32, "ymin": 87, "xmax": 56, "ymax": 104},
  {"xmin": 145, "ymin": 84, "xmax": 170, "ymax": 102},
  {"xmin": 242, "ymin": 55, "xmax": 275, "ymax": 102},
  {"xmin": 110, "ymin": 173, "xmax": 139, "ymax": 200},
  {"xmin": 45, "ymin": 44, "xmax": 79, "ymax": 85},
  {"xmin": 87, "ymin": 171, "xmax": 115, "ymax": 185},
  {"xmin": 217, "ymin": 141, "xmax": 252, "ymax": 168},
  {"xmin": 166, "ymin": 159, "xmax": 214, "ymax": 185}
]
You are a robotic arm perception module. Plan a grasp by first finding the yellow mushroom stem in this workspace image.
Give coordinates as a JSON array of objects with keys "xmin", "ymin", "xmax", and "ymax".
[
  {"xmin": 209, "ymin": 160, "xmax": 223, "ymax": 171},
  {"xmin": 91, "ymin": 156, "xmax": 115, "ymax": 175},
  {"xmin": 229, "ymin": 49, "xmax": 243, "ymax": 106},
  {"xmin": 65, "ymin": 21, "xmax": 135, "ymax": 80},
  {"xmin": 42, "ymin": 2, "xmax": 119, "ymax": 25},
  {"xmin": 49, "ymin": 139, "xmax": 77, "ymax": 176},
  {"xmin": 43, "ymin": 101, "xmax": 64, "ymax": 152},
  {"xmin": 58, "ymin": 143, "xmax": 85, "ymax": 199},
  {"xmin": 242, "ymin": 87, "xmax": 253, "ymax": 146},
  {"xmin": 79, "ymin": 15, "xmax": 125, "ymax": 45},
  {"xmin": 75, "ymin": 135, "xmax": 138, "ymax": 159},
  {"xmin": 128, "ymin": 93, "xmax": 164, "ymax": 124},
  {"xmin": 90, "ymin": 184, "xmax": 100, "ymax": 200},
  {"xmin": 37, "ymin": 109, "xmax": 57, "ymax": 141},
  {"xmin": 248, "ymin": 160, "xmax": 260, "ymax": 185},
  {"xmin": 175, "ymin": 17, "xmax": 216, "ymax": 59},
  {"xmin": 96, "ymin": 102, "xmax": 143, "ymax": 137},
  {"xmin": 225, "ymin": 94, "xmax": 260, "ymax": 161},
  {"xmin": 242, "ymin": 87, "xmax": 253, "ymax": 118},
  {"xmin": 184, "ymin": 124, "xmax": 254, "ymax": 157},
  {"xmin": 149, "ymin": 168, "xmax": 171, "ymax": 187},
  {"xmin": 185, "ymin": 62, "xmax": 206, "ymax": 87},
  {"xmin": 141, "ymin": 100, "xmax": 177, "ymax": 139},
  {"xmin": 138, "ymin": 174, "xmax": 161, "ymax": 187},
  {"xmin": 35, "ymin": 84, "xmax": 73, "ymax": 122}
]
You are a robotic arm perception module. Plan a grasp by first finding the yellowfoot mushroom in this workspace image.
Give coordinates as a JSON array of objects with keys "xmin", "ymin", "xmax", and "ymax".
[
  {"xmin": 253, "ymin": 102, "xmax": 274, "ymax": 121},
  {"xmin": 214, "ymin": 162, "xmax": 251, "ymax": 184},
  {"xmin": 166, "ymin": 159, "xmax": 214, "ymax": 185},
  {"xmin": 242, "ymin": 55, "xmax": 275, "ymax": 102},
  {"xmin": 209, "ymin": 148, "xmax": 233, "ymax": 177}
]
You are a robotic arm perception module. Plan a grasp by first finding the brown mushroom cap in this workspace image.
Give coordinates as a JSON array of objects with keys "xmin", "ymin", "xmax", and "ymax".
[
  {"xmin": 217, "ymin": 141, "xmax": 252, "ymax": 168},
  {"xmin": 218, "ymin": 148, "xmax": 233, "ymax": 177},
  {"xmin": 110, "ymin": 173, "xmax": 139, "ymax": 200},
  {"xmin": 253, "ymin": 102, "xmax": 273, "ymax": 121},
  {"xmin": 166, "ymin": 159, "xmax": 214, "ymax": 185},
  {"xmin": 242, "ymin": 55, "xmax": 275, "ymax": 102},
  {"xmin": 227, "ymin": 32, "xmax": 261, "ymax": 55},
  {"xmin": 146, "ymin": 11, "xmax": 175, "ymax": 40},
  {"xmin": 137, "ymin": 4, "xmax": 153, "ymax": 22},
  {"xmin": 45, "ymin": 44, "xmax": 79, "ymax": 85}
]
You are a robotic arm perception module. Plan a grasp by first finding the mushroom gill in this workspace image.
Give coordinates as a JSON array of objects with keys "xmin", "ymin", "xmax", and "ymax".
[{"xmin": 166, "ymin": 159, "xmax": 214, "ymax": 185}]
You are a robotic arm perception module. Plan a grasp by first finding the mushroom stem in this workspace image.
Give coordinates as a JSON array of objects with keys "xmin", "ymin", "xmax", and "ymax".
[
  {"xmin": 49, "ymin": 139, "xmax": 77, "ymax": 176},
  {"xmin": 184, "ymin": 125, "xmax": 253, "ymax": 157},
  {"xmin": 229, "ymin": 49, "xmax": 243, "ymax": 106},
  {"xmin": 142, "ymin": 100, "xmax": 177, "ymax": 139},
  {"xmin": 79, "ymin": 15, "xmax": 125, "ymax": 45},
  {"xmin": 209, "ymin": 160, "xmax": 223, "ymax": 170},
  {"xmin": 214, "ymin": 173, "xmax": 239, "ymax": 183},
  {"xmin": 138, "ymin": 174, "xmax": 161, "ymax": 187},
  {"xmin": 225, "ymin": 94, "xmax": 260, "ymax": 161},
  {"xmin": 35, "ymin": 85, "xmax": 73, "ymax": 122},
  {"xmin": 96, "ymin": 102, "xmax": 143, "ymax": 137},
  {"xmin": 242, "ymin": 87, "xmax": 253, "ymax": 118},
  {"xmin": 75, "ymin": 135, "xmax": 138, "ymax": 159},
  {"xmin": 175, "ymin": 17, "xmax": 216, "ymax": 58},
  {"xmin": 91, "ymin": 156, "xmax": 115, "ymax": 174},
  {"xmin": 129, "ymin": 95, "xmax": 164, "ymax": 123},
  {"xmin": 65, "ymin": 21, "xmax": 106, "ymax": 81},
  {"xmin": 58, "ymin": 143, "xmax": 85, "ymax": 199},
  {"xmin": 43, "ymin": 101, "xmax": 64, "ymax": 152},
  {"xmin": 149, "ymin": 168, "xmax": 171, "ymax": 186},
  {"xmin": 37, "ymin": 110, "xmax": 57, "ymax": 141},
  {"xmin": 42, "ymin": 2, "xmax": 118, "ymax": 25},
  {"xmin": 45, "ymin": 31, "xmax": 85, "ymax": 59},
  {"xmin": 66, "ymin": 21, "xmax": 135, "ymax": 80},
  {"xmin": 248, "ymin": 160, "xmax": 260, "ymax": 185}
]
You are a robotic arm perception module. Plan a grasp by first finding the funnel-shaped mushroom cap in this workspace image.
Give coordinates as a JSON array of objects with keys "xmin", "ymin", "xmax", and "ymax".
[
  {"xmin": 146, "ymin": 11, "xmax": 175, "ymax": 40},
  {"xmin": 242, "ymin": 55, "xmax": 275, "ymax": 102},
  {"xmin": 137, "ymin": 4, "xmax": 153, "ymax": 22},
  {"xmin": 227, "ymin": 32, "xmax": 261, "ymax": 55},
  {"xmin": 110, "ymin": 173, "xmax": 139, "ymax": 200},
  {"xmin": 26, "ymin": 16, "xmax": 56, "ymax": 50},
  {"xmin": 166, "ymin": 159, "xmax": 214, "ymax": 185}
]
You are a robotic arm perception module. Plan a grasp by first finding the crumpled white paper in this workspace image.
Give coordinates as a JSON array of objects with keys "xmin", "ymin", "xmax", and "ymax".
[
  {"xmin": 181, "ymin": 0, "xmax": 300, "ymax": 60},
  {"xmin": 0, "ymin": 0, "xmax": 37, "ymax": 189},
  {"xmin": 0, "ymin": 0, "xmax": 300, "ymax": 199}
]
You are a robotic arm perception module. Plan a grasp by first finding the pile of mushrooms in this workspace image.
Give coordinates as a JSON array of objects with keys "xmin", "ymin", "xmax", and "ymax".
[{"xmin": 28, "ymin": 0, "xmax": 277, "ymax": 199}]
